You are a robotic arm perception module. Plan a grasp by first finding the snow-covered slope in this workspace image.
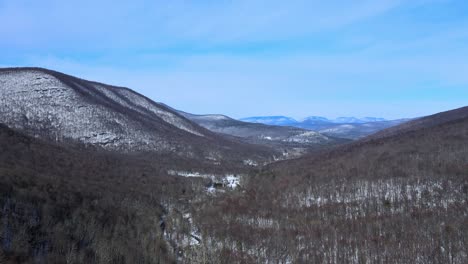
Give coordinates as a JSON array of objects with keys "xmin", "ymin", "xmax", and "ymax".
[
  {"xmin": 282, "ymin": 131, "xmax": 330, "ymax": 143},
  {"xmin": 0, "ymin": 67, "xmax": 274, "ymax": 162},
  {"xmin": 317, "ymin": 120, "xmax": 409, "ymax": 139}
]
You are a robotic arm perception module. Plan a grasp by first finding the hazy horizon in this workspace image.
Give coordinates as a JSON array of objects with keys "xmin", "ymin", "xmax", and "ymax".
[{"xmin": 1, "ymin": 0, "xmax": 467, "ymax": 119}]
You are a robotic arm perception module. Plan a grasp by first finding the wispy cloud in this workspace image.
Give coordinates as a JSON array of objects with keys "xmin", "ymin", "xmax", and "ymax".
[
  {"xmin": 1, "ymin": 0, "xmax": 467, "ymax": 119},
  {"xmin": 0, "ymin": 0, "xmax": 403, "ymax": 50}
]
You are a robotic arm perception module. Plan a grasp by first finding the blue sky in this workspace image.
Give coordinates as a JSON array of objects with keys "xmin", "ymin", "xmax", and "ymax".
[{"xmin": 1, "ymin": 0, "xmax": 468, "ymax": 119}]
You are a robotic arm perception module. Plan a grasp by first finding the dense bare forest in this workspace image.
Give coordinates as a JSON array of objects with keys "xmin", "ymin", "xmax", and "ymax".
[
  {"xmin": 0, "ymin": 69, "xmax": 467, "ymax": 263},
  {"xmin": 3, "ymin": 0, "xmax": 468, "ymax": 262},
  {"xmin": 2, "ymin": 108, "xmax": 467, "ymax": 263},
  {"xmin": 184, "ymin": 109, "xmax": 468, "ymax": 263},
  {"xmin": 0, "ymin": 124, "xmax": 252, "ymax": 263}
]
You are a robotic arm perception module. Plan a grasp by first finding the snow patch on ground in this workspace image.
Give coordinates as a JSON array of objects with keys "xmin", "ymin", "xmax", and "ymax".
[
  {"xmin": 167, "ymin": 170, "xmax": 242, "ymax": 190},
  {"xmin": 225, "ymin": 175, "xmax": 240, "ymax": 188},
  {"xmin": 283, "ymin": 131, "xmax": 329, "ymax": 143},
  {"xmin": 243, "ymin": 159, "xmax": 258, "ymax": 166},
  {"xmin": 167, "ymin": 170, "xmax": 216, "ymax": 179},
  {"xmin": 320, "ymin": 124, "xmax": 356, "ymax": 133},
  {"xmin": 182, "ymin": 213, "xmax": 201, "ymax": 246},
  {"xmin": 260, "ymin": 135, "xmax": 273, "ymax": 140}
]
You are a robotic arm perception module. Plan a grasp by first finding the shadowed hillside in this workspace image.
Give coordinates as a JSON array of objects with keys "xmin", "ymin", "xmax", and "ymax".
[
  {"xmin": 0, "ymin": 124, "xmax": 177, "ymax": 262},
  {"xmin": 0, "ymin": 122, "xmax": 268, "ymax": 263},
  {"xmin": 188, "ymin": 106, "xmax": 468, "ymax": 263}
]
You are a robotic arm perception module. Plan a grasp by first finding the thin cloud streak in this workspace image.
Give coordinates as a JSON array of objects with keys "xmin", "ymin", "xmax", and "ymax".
[{"xmin": 1, "ymin": 0, "xmax": 467, "ymax": 119}]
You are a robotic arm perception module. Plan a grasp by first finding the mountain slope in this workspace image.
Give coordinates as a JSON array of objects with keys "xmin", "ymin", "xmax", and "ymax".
[
  {"xmin": 268, "ymin": 106, "xmax": 468, "ymax": 182},
  {"xmin": 316, "ymin": 119, "xmax": 409, "ymax": 139},
  {"xmin": 367, "ymin": 106, "xmax": 468, "ymax": 140},
  {"xmin": 0, "ymin": 123, "xmax": 175, "ymax": 262},
  {"xmin": 0, "ymin": 67, "xmax": 274, "ymax": 163},
  {"xmin": 1, "ymin": 121, "xmax": 244, "ymax": 262},
  {"xmin": 204, "ymin": 106, "xmax": 468, "ymax": 263}
]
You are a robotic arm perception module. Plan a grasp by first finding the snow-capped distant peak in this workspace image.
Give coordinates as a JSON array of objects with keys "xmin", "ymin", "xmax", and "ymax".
[
  {"xmin": 333, "ymin": 117, "xmax": 387, "ymax": 124},
  {"xmin": 301, "ymin": 116, "xmax": 330, "ymax": 123},
  {"xmin": 333, "ymin": 117, "xmax": 362, "ymax": 124},
  {"xmin": 240, "ymin": 116, "xmax": 297, "ymax": 126},
  {"xmin": 361, "ymin": 117, "xmax": 387, "ymax": 123}
]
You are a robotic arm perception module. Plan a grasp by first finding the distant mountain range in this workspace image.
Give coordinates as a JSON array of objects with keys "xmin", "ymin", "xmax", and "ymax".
[
  {"xmin": 242, "ymin": 116, "xmax": 388, "ymax": 125},
  {"xmin": 240, "ymin": 116, "xmax": 298, "ymax": 126},
  {"xmin": 175, "ymin": 111, "xmax": 348, "ymax": 157},
  {"xmin": 241, "ymin": 116, "xmax": 410, "ymax": 139}
]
